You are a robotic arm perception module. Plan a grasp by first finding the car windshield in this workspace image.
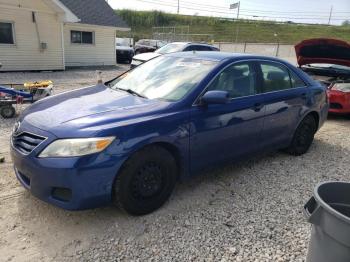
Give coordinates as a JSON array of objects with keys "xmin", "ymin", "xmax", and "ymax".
[
  {"xmin": 109, "ymin": 56, "xmax": 218, "ymax": 101},
  {"xmin": 156, "ymin": 43, "xmax": 187, "ymax": 54}
]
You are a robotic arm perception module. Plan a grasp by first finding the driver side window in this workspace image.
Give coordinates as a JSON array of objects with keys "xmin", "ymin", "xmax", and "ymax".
[{"xmin": 207, "ymin": 62, "xmax": 257, "ymax": 99}]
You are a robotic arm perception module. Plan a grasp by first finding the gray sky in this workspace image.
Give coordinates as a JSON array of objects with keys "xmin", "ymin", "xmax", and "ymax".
[{"xmin": 109, "ymin": 0, "xmax": 350, "ymax": 25}]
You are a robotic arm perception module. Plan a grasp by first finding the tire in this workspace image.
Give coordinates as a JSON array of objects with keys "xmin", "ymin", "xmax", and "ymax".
[
  {"xmin": 113, "ymin": 145, "xmax": 178, "ymax": 216},
  {"xmin": 0, "ymin": 106, "xmax": 16, "ymax": 119},
  {"xmin": 286, "ymin": 115, "xmax": 317, "ymax": 156}
]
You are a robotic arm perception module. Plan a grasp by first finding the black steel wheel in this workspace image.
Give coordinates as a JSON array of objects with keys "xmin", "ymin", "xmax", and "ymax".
[
  {"xmin": 113, "ymin": 145, "xmax": 177, "ymax": 216},
  {"xmin": 286, "ymin": 115, "xmax": 317, "ymax": 156},
  {"xmin": 0, "ymin": 106, "xmax": 16, "ymax": 119}
]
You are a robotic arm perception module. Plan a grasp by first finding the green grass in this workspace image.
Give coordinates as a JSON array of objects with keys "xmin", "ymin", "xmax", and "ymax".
[{"xmin": 116, "ymin": 9, "xmax": 350, "ymax": 44}]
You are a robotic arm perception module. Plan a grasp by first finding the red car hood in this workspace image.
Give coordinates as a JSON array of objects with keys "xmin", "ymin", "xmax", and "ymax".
[{"xmin": 295, "ymin": 38, "xmax": 350, "ymax": 67}]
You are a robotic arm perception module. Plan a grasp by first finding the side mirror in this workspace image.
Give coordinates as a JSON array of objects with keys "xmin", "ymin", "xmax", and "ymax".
[{"xmin": 200, "ymin": 90, "xmax": 229, "ymax": 105}]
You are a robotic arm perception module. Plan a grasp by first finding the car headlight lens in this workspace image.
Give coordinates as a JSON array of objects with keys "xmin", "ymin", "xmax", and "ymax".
[{"xmin": 39, "ymin": 137, "xmax": 115, "ymax": 158}]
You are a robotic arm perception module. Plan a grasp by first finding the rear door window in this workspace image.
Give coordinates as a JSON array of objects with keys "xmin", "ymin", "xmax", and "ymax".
[
  {"xmin": 259, "ymin": 62, "xmax": 292, "ymax": 93},
  {"xmin": 290, "ymin": 70, "xmax": 307, "ymax": 88},
  {"xmin": 196, "ymin": 46, "xmax": 213, "ymax": 51}
]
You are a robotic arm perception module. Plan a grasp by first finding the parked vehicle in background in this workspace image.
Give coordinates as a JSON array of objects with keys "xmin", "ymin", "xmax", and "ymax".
[
  {"xmin": 134, "ymin": 39, "xmax": 167, "ymax": 55},
  {"xmin": 11, "ymin": 52, "xmax": 328, "ymax": 215},
  {"xmin": 131, "ymin": 42, "xmax": 220, "ymax": 68},
  {"xmin": 296, "ymin": 38, "xmax": 350, "ymax": 115},
  {"xmin": 116, "ymin": 38, "xmax": 134, "ymax": 64}
]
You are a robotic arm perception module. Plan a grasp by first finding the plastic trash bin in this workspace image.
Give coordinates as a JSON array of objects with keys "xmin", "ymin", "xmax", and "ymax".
[{"xmin": 304, "ymin": 182, "xmax": 350, "ymax": 262}]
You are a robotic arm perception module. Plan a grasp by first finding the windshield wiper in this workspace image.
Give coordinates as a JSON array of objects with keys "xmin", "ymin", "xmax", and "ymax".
[{"xmin": 114, "ymin": 87, "xmax": 147, "ymax": 99}]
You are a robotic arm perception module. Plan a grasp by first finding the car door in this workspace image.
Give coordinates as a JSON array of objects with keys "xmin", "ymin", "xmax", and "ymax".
[
  {"xmin": 257, "ymin": 61, "xmax": 310, "ymax": 150},
  {"xmin": 190, "ymin": 61, "xmax": 266, "ymax": 172}
]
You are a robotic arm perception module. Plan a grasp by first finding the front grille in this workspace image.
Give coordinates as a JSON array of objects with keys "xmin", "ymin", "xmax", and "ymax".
[
  {"xmin": 330, "ymin": 103, "xmax": 343, "ymax": 109},
  {"xmin": 12, "ymin": 132, "xmax": 46, "ymax": 155}
]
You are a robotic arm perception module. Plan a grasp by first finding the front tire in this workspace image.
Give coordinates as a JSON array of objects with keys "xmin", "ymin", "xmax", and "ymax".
[
  {"xmin": 286, "ymin": 115, "xmax": 317, "ymax": 156},
  {"xmin": 113, "ymin": 145, "xmax": 177, "ymax": 216},
  {"xmin": 0, "ymin": 106, "xmax": 16, "ymax": 119}
]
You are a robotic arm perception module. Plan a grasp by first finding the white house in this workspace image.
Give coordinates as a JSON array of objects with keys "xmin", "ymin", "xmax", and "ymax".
[{"xmin": 0, "ymin": 0, "xmax": 129, "ymax": 71}]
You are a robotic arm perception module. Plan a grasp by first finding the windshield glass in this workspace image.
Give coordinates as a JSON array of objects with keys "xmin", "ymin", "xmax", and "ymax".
[
  {"xmin": 156, "ymin": 43, "xmax": 187, "ymax": 54},
  {"xmin": 109, "ymin": 56, "xmax": 218, "ymax": 101}
]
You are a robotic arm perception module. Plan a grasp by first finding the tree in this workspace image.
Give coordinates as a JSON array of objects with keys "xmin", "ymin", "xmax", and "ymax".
[{"xmin": 342, "ymin": 20, "xmax": 350, "ymax": 26}]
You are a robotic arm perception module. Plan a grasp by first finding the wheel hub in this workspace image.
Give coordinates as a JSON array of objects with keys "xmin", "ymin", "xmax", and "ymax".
[{"xmin": 132, "ymin": 163, "xmax": 163, "ymax": 199}]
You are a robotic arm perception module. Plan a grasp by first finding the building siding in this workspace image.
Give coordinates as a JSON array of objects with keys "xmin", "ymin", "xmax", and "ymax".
[
  {"xmin": 64, "ymin": 23, "xmax": 116, "ymax": 67},
  {"xmin": 0, "ymin": 0, "xmax": 64, "ymax": 71}
]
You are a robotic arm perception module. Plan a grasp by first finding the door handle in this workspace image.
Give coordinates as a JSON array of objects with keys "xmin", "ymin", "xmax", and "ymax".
[{"xmin": 253, "ymin": 103, "xmax": 264, "ymax": 112}]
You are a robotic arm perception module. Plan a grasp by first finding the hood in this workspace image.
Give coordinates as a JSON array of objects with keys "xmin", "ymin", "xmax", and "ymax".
[
  {"xmin": 21, "ymin": 85, "xmax": 169, "ymax": 136},
  {"xmin": 116, "ymin": 46, "xmax": 133, "ymax": 51},
  {"xmin": 133, "ymin": 52, "xmax": 162, "ymax": 62},
  {"xmin": 295, "ymin": 38, "xmax": 350, "ymax": 67}
]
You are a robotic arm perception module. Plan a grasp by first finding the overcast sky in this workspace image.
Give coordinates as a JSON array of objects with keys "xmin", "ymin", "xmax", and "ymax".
[{"xmin": 109, "ymin": 0, "xmax": 350, "ymax": 25}]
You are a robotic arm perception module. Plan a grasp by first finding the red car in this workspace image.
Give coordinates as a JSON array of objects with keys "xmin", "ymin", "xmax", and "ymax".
[{"xmin": 295, "ymin": 38, "xmax": 350, "ymax": 115}]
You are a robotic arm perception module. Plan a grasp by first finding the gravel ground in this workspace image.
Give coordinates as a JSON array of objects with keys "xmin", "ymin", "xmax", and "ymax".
[{"xmin": 1, "ymin": 69, "xmax": 350, "ymax": 262}]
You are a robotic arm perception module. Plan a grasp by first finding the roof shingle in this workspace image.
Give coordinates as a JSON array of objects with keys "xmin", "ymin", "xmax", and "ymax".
[{"xmin": 59, "ymin": 0, "xmax": 129, "ymax": 28}]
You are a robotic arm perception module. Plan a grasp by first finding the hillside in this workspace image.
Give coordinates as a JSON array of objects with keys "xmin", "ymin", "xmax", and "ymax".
[{"xmin": 115, "ymin": 9, "xmax": 350, "ymax": 44}]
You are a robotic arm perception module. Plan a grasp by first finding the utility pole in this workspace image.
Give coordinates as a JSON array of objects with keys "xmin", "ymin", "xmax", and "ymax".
[
  {"xmin": 177, "ymin": 0, "xmax": 180, "ymax": 14},
  {"xmin": 328, "ymin": 5, "xmax": 333, "ymax": 25},
  {"xmin": 234, "ymin": 1, "xmax": 241, "ymax": 44}
]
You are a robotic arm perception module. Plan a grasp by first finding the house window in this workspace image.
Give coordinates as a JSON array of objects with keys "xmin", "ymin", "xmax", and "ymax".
[
  {"xmin": 71, "ymin": 30, "xmax": 93, "ymax": 44},
  {"xmin": 0, "ymin": 22, "xmax": 14, "ymax": 44}
]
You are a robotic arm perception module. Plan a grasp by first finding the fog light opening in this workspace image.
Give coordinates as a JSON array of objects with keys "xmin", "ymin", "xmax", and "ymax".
[{"xmin": 51, "ymin": 187, "xmax": 72, "ymax": 202}]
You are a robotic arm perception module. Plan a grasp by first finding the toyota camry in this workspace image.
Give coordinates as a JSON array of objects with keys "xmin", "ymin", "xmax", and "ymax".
[{"xmin": 11, "ymin": 52, "xmax": 328, "ymax": 215}]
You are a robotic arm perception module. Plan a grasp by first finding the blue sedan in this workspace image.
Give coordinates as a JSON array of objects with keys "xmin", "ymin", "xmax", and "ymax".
[{"xmin": 11, "ymin": 52, "xmax": 328, "ymax": 215}]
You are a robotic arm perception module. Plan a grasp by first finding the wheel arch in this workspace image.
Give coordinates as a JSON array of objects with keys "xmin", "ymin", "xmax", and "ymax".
[
  {"xmin": 306, "ymin": 111, "xmax": 320, "ymax": 132},
  {"xmin": 112, "ymin": 140, "xmax": 185, "ymax": 190},
  {"xmin": 288, "ymin": 110, "xmax": 320, "ymax": 146}
]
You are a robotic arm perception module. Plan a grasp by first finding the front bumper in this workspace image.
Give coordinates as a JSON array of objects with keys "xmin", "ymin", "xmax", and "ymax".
[
  {"xmin": 117, "ymin": 51, "xmax": 133, "ymax": 62},
  {"xmin": 328, "ymin": 91, "xmax": 350, "ymax": 114},
  {"xmin": 11, "ymin": 124, "xmax": 126, "ymax": 210}
]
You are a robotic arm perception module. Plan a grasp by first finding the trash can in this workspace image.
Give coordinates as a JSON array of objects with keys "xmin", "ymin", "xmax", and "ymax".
[{"xmin": 304, "ymin": 182, "xmax": 350, "ymax": 262}]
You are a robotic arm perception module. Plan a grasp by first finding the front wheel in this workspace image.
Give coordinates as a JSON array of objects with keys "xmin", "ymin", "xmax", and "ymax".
[
  {"xmin": 286, "ymin": 115, "xmax": 317, "ymax": 156},
  {"xmin": 113, "ymin": 146, "xmax": 177, "ymax": 216},
  {"xmin": 0, "ymin": 105, "xmax": 16, "ymax": 118}
]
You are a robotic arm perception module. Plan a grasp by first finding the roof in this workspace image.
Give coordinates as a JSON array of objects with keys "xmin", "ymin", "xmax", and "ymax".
[
  {"xmin": 166, "ymin": 52, "xmax": 250, "ymax": 61},
  {"xmin": 59, "ymin": 0, "xmax": 129, "ymax": 29},
  {"xmin": 166, "ymin": 51, "xmax": 292, "ymax": 64},
  {"xmin": 171, "ymin": 42, "xmax": 215, "ymax": 47}
]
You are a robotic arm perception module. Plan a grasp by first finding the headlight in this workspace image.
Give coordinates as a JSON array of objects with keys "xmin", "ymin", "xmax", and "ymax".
[{"xmin": 39, "ymin": 137, "xmax": 115, "ymax": 158}]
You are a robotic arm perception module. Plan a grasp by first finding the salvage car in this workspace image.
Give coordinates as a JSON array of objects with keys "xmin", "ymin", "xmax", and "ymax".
[
  {"xmin": 116, "ymin": 43, "xmax": 134, "ymax": 64},
  {"xmin": 11, "ymin": 52, "xmax": 328, "ymax": 215},
  {"xmin": 131, "ymin": 42, "xmax": 220, "ymax": 68},
  {"xmin": 134, "ymin": 39, "xmax": 167, "ymax": 55},
  {"xmin": 295, "ymin": 38, "xmax": 350, "ymax": 115}
]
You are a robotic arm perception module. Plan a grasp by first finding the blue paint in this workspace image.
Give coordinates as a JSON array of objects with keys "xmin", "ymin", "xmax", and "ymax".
[{"xmin": 11, "ymin": 52, "xmax": 329, "ymax": 210}]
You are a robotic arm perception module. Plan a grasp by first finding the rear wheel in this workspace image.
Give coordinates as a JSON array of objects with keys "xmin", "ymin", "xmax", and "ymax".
[
  {"xmin": 113, "ymin": 145, "xmax": 177, "ymax": 216},
  {"xmin": 0, "ymin": 105, "xmax": 16, "ymax": 118},
  {"xmin": 286, "ymin": 115, "xmax": 317, "ymax": 156}
]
